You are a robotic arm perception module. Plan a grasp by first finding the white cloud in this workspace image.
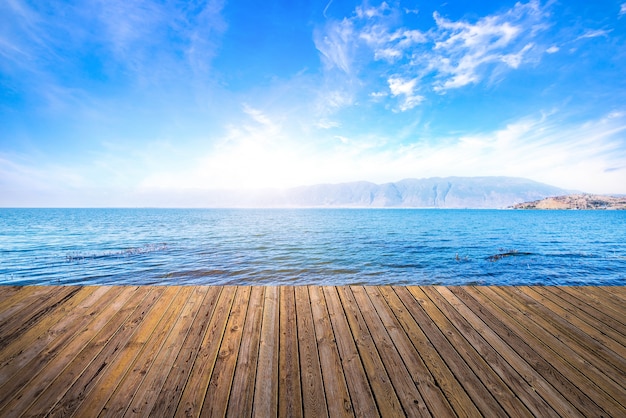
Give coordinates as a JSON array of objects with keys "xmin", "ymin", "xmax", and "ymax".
[
  {"xmin": 314, "ymin": 0, "xmax": 549, "ymax": 107},
  {"xmin": 620, "ymin": 3, "xmax": 626, "ymax": 17},
  {"xmin": 576, "ymin": 29, "xmax": 612, "ymax": 41},
  {"xmin": 355, "ymin": 2, "xmax": 390, "ymax": 19},
  {"xmin": 374, "ymin": 47, "xmax": 402, "ymax": 62},
  {"xmin": 316, "ymin": 119, "xmax": 341, "ymax": 129},
  {"xmin": 428, "ymin": 2, "xmax": 544, "ymax": 91},
  {"xmin": 388, "ymin": 76, "xmax": 423, "ymax": 111},
  {"xmin": 314, "ymin": 19, "xmax": 355, "ymax": 73},
  {"xmin": 546, "ymin": 45, "xmax": 559, "ymax": 53}
]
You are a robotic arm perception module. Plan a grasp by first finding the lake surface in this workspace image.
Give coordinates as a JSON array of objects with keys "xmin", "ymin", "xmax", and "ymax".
[{"xmin": 1, "ymin": 208, "xmax": 624, "ymax": 286}]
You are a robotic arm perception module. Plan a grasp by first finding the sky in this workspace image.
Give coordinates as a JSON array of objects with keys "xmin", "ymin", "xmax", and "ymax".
[{"xmin": 1, "ymin": 0, "xmax": 626, "ymax": 206}]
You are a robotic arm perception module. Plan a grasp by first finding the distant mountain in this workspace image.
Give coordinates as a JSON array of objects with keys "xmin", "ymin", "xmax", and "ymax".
[
  {"xmin": 191, "ymin": 177, "xmax": 571, "ymax": 208},
  {"xmin": 511, "ymin": 194, "xmax": 626, "ymax": 210}
]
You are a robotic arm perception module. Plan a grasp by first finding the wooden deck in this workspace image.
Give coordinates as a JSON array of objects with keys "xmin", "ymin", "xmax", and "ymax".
[{"xmin": 0, "ymin": 286, "xmax": 624, "ymax": 417}]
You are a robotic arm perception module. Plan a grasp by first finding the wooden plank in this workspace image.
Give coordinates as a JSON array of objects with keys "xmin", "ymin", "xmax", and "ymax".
[
  {"xmin": 396, "ymin": 286, "xmax": 507, "ymax": 417},
  {"xmin": 0, "ymin": 286, "xmax": 47, "ymax": 320},
  {"xmin": 101, "ymin": 287, "xmax": 195, "ymax": 418},
  {"xmin": 450, "ymin": 286, "xmax": 603, "ymax": 417},
  {"xmin": 124, "ymin": 286, "xmax": 209, "ymax": 416},
  {"xmin": 0, "ymin": 286, "xmax": 26, "ymax": 311},
  {"xmin": 295, "ymin": 286, "xmax": 328, "ymax": 418},
  {"xmin": 365, "ymin": 286, "xmax": 455, "ymax": 417},
  {"xmin": 605, "ymin": 286, "xmax": 626, "ymax": 301},
  {"xmin": 72, "ymin": 286, "xmax": 182, "ymax": 417},
  {"xmin": 587, "ymin": 287, "xmax": 626, "ymax": 316},
  {"xmin": 537, "ymin": 287, "xmax": 626, "ymax": 348},
  {"xmin": 309, "ymin": 286, "xmax": 353, "ymax": 418},
  {"xmin": 474, "ymin": 286, "xmax": 626, "ymax": 417},
  {"xmin": 0, "ymin": 286, "xmax": 141, "ymax": 415},
  {"xmin": 253, "ymin": 286, "xmax": 280, "ymax": 418},
  {"xmin": 546, "ymin": 286, "xmax": 626, "ymax": 338},
  {"xmin": 0, "ymin": 285, "xmax": 624, "ymax": 417},
  {"xmin": 501, "ymin": 287, "xmax": 626, "ymax": 384},
  {"xmin": 0, "ymin": 286, "xmax": 99, "ymax": 384},
  {"xmin": 433, "ymin": 286, "xmax": 580, "ymax": 417},
  {"xmin": 227, "ymin": 286, "xmax": 264, "ymax": 418},
  {"xmin": 337, "ymin": 286, "xmax": 404, "ymax": 417},
  {"xmin": 351, "ymin": 286, "xmax": 429, "ymax": 418},
  {"xmin": 0, "ymin": 287, "xmax": 123, "ymax": 406},
  {"xmin": 561, "ymin": 287, "xmax": 626, "ymax": 327},
  {"xmin": 174, "ymin": 286, "xmax": 236, "ymax": 418},
  {"xmin": 0, "ymin": 286, "xmax": 81, "ymax": 351},
  {"xmin": 150, "ymin": 286, "xmax": 222, "ymax": 417},
  {"xmin": 278, "ymin": 286, "xmax": 303, "ymax": 418},
  {"xmin": 522, "ymin": 287, "xmax": 626, "ymax": 360},
  {"xmin": 199, "ymin": 286, "xmax": 251, "ymax": 417},
  {"xmin": 378, "ymin": 286, "xmax": 480, "ymax": 418},
  {"xmin": 323, "ymin": 286, "xmax": 378, "ymax": 418},
  {"xmin": 41, "ymin": 287, "xmax": 166, "ymax": 417}
]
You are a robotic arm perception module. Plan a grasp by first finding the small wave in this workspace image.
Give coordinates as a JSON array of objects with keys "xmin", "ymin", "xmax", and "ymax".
[{"xmin": 66, "ymin": 243, "xmax": 169, "ymax": 262}]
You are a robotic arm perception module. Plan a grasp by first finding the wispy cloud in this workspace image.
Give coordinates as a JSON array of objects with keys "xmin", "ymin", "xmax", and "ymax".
[
  {"xmin": 131, "ymin": 109, "xmax": 626, "ymax": 193},
  {"xmin": 620, "ymin": 3, "xmax": 626, "ymax": 17},
  {"xmin": 575, "ymin": 29, "xmax": 612, "ymax": 41},
  {"xmin": 314, "ymin": 0, "xmax": 550, "ymax": 111}
]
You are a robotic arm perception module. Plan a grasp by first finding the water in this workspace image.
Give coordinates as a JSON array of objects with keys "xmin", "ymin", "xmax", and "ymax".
[{"xmin": 1, "ymin": 208, "xmax": 624, "ymax": 286}]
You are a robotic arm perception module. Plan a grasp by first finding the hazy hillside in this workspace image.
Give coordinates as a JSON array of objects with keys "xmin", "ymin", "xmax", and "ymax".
[
  {"xmin": 276, "ymin": 177, "xmax": 569, "ymax": 208},
  {"xmin": 180, "ymin": 177, "xmax": 569, "ymax": 208},
  {"xmin": 512, "ymin": 194, "xmax": 626, "ymax": 210}
]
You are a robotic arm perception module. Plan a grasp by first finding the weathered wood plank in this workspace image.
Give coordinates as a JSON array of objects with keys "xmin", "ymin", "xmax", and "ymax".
[
  {"xmin": 434, "ymin": 286, "xmax": 580, "ymax": 417},
  {"xmin": 451, "ymin": 286, "xmax": 602, "ymax": 417},
  {"xmin": 560, "ymin": 287, "xmax": 626, "ymax": 327},
  {"xmin": 296, "ymin": 286, "xmax": 328, "ymax": 418},
  {"xmin": 379, "ymin": 286, "xmax": 480, "ymax": 418},
  {"xmin": 101, "ymin": 287, "xmax": 195, "ymax": 418},
  {"xmin": 0, "ymin": 286, "xmax": 99, "ymax": 385},
  {"xmin": 338, "ymin": 286, "xmax": 404, "ymax": 417},
  {"xmin": 323, "ymin": 286, "xmax": 378, "ymax": 418},
  {"xmin": 199, "ymin": 286, "xmax": 251, "ymax": 417},
  {"xmin": 365, "ymin": 286, "xmax": 455, "ymax": 417},
  {"xmin": 414, "ymin": 286, "xmax": 533, "ymax": 418},
  {"xmin": 0, "ymin": 286, "xmax": 140, "ymax": 415},
  {"xmin": 0, "ymin": 286, "xmax": 56, "ymax": 328},
  {"xmin": 124, "ymin": 286, "xmax": 209, "ymax": 417},
  {"xmin": 72, "ymin": 286, "xmax": 182, "ymax": 417},
  {"xmin": 522, "ymin": 286, "xmax": 626, "ymax": 360},
  {"xmin": 13, "ymin": 286, "xmax": 148, "ymax": 417},
  {"xmin": 0, "ymin": 286, "xmax": 29, "ymax": 315},
  {"xmin": 475, "ymin": 286, "xmax": 626, "ymax": 417},
  {"xmin": 0, "ymin": 286, "xmax": 82, "ymax": 352},
  {"xmin": 174, "ymin": 286, "xmax": 237, "ymax": 418},
  {"xmin": 44, "ymin": 287, "xmax": 166, "ymax": 418},
  {"xmin": 151, "ymin": 286, "xmax": 222, "ymax": 417},
  {"xmin": 548, "ymin": 287, "xmax": 626, "ymax": 333},
  {"xmin": 309, "ymin": 285, "xmax": 353, "ymax": 418},
  {"xmin": 0, "ymin": 285, "xmax": 623, "ymax": 417},
  {"xmin": 351, "ymin": 286, "xmax": 429, "ymax": 418},
  {"xmin": 227, "ymin": 286, "xmax": 264, "ymax": 418},
  {"xmin": 253, "ymin": 285, "xmax": 279, "ymax": 418},
  {"xmin": 397, "ymin": 286, "xmax": 507, "ymax": 417},
  {"xmin": 278, "ymin": 286, "xmax": 303, "ymax": 418},
  {"xmin": 500, "ymin": 287, "xmax": 626, "ymax": 385}
]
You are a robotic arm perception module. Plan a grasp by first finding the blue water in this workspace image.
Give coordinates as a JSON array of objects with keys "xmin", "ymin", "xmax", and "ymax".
[{"xmin": 1, "ymin": 208, "xmax": 624, "ymax": 286}]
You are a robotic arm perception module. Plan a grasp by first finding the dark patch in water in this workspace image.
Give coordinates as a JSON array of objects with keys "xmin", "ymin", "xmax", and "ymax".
[{"xmin": 487, "ymin": 250, "xmax": 533, "ymax": 262}]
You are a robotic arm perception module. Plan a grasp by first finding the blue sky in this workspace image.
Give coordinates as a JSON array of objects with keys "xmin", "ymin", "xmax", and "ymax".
[{"xmin": 1, "ymin": 0, "xmax": 625, "ymax": 206}]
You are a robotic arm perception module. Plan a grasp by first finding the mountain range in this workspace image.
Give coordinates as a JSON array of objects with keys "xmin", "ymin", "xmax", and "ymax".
[{"xmin": 165, "ymin": 177, "xmax": 572, "ymax": 208}]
